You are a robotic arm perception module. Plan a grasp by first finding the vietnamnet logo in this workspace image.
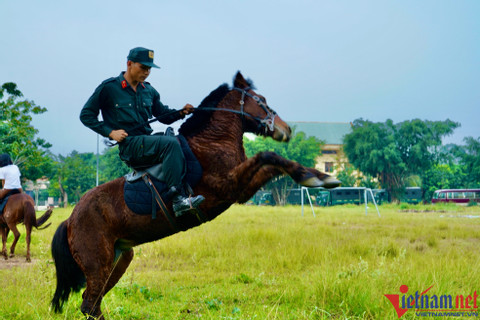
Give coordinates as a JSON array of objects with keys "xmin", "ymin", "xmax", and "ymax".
[{"xmin": 384, "ymin": 284, "xmax": 478, "ymax": 318}]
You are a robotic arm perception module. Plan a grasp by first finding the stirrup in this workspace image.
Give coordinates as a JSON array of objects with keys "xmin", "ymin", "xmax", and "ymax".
[{"xmin": 173, "ymin": 194, "xmax": 205, "ymax": 217}]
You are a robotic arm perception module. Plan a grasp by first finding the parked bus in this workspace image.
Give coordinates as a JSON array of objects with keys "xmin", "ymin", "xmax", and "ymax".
[
  {"xmin": 257, "ymin": 188, "xmax": 308, "ymax": 206},
  {"xmin": 258, "ymin": 192, "xmax": 276, "ymax": 206},
  {"xmin": 316, "ymin": 187, "xmax": 421, "ymax": 206},
  {"xmin": 254, "ymin": 187, "xmax": 424, "ymax": 207},
  {"xmin": 316, "ymin": 190, "xmax": 331, "ymax": 206},
  {"xmin": 329, "ymin": 187, "xmax": 366, "ymax": 205},
  {"xmin": 246, "ymin": 190, "xmax": 271, "ymax": 205},
  {"xmin": 402, "ymin": 187, "xmax": 422, "ymax": 204},
  {"xmin": 371, "ymin": 189, "xmax": 387, "ymax": 205},
  {"xmin": 432, "ymin": 189, "xmax": 480, "ymax": 205}
]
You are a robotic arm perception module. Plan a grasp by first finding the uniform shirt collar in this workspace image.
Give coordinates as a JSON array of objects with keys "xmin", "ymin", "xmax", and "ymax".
[{"xmin": 119, "ymin": 72, "xmax": 146, "ymax": 90}]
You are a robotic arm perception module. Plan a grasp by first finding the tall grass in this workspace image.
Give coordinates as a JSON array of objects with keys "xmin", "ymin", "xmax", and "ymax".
[{"xmin": 0, "ymin": 204, "xmax": 479, "ymax": 319}]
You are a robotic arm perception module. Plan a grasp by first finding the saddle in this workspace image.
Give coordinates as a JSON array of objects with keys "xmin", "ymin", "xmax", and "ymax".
[
  {"xmin": 123, "ymin": 134, "xmax": 203, "ymax": 220},
  {"xmin": 0, "ymin": 189, "xmax": 21, "ymax": 216}
]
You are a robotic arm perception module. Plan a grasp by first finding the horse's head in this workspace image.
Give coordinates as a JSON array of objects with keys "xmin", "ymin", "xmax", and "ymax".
[
  {"xmin": 232, "ymin": 72, "xmax": 292, "ymax": 142},
  {"xmin": 179, "ymin": 72, "xmax": 292, "ymax": 142}
]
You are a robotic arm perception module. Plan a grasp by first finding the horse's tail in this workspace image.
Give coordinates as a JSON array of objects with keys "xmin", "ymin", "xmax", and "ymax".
[
  {"xmin": 34, "ymin": 207, "xmax": 53, "ymax": 230},
  {"xmin": 23, "ymin": 198, "xmax": 37, "ymax": 229},
  {"xmin": 22, "ymin": 198, "xmax": 52, "ymax": 230},
  {"xmin": 51, "ymin": 221, "xmax": 86, "ymax": 313}
]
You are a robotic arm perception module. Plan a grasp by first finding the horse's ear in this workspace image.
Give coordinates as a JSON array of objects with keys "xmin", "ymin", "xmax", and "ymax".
[{"xmin": 233, "ymin": 71, "xmax": 247, "ymax": 88}]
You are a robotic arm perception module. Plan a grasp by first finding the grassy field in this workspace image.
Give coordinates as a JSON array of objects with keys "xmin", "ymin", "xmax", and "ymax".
[{"xmin": 0, "ymin": 203, "xmax": 479, "ymax": 319}]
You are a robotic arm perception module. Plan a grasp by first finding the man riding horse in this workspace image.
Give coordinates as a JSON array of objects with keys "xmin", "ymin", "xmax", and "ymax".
[
  {"xmin": 54, "ymin": 70, "xmax": 342, "ymax": 319},
  {"xmin": 0, "ymin": 153, "xmax": 23, "ymax": 203},
  {"xmin": 80, "ymin": 47, "xmax": 204, "ymax": 217}
]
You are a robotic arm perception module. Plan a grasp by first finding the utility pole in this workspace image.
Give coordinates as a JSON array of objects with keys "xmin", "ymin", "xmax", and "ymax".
[{"xmin": 96, "ymin": 134, "xmax": 99, "ymax": 186}]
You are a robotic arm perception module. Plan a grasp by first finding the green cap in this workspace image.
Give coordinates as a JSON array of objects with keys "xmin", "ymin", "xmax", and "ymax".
[{"xmin": 127, "ymin": 47, "xmax": 160, "ymax": 68}]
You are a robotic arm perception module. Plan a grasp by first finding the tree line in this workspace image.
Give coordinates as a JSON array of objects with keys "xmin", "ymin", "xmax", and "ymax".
[
  {"xmin": 1, "ymin": 82, "xmax": 479, "ymax": 206},
  {"xmin": 1, "ymin": 82, "xmax": 129, "ymax": 206},
  {"xmin": 343, "ymin": 118, "xmax": 480, "ymax": 201},
  {"xmin": 245, "ymin": 120, "xmax": 479, "ymax": 204}
]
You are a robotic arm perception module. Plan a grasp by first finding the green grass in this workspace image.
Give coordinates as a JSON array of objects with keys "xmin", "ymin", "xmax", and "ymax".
[{"xmin": 1, "ymin": 204, "xmax": 479, "ymax": 319}]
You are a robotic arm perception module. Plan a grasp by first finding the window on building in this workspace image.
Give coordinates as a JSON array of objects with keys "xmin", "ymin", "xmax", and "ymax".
[
  {"xmin": 325, "ymin": 162, "xmax": 334, "ymax": 172},
  {"xmin": 322, "ymin": 150, "xmax": 337, "ymax": 154}
]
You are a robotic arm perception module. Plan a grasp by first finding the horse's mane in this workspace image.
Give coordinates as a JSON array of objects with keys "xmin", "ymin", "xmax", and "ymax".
[
  {"xmin": 179, "ymin": 72, "xmax": 255, "ymax": 138},
  {"xmin": 179, "ymin": 84, "xmax": 230, "ymax": 137}
]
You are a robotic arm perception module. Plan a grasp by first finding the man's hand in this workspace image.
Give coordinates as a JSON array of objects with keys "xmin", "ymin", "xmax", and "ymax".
[
  {"xmin": 180, "ymin": 104, "xmax": 195, "ymax": 117},
  {"xmin": 109, "ymin": 129, "xmax": 128, "ymax": 142}
]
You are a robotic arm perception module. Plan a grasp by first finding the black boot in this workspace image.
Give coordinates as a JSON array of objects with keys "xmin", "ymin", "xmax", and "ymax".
[{"xmin": 172, "ymin": 194, "xmax": 205, "ymax": 217}]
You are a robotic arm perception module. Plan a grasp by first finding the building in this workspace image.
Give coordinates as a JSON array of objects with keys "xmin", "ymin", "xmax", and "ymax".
[
  {"xmin": 23, "ymin": 178, "xmax": 58, "ymax": 209},
  {"xmin": 288, "ymin": 122, "xmax": 352, "ymax": 175}
]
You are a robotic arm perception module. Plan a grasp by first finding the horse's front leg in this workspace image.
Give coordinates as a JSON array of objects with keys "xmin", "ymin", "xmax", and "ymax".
[
  {"xmin": 230, "ymin": 151, "xmax": 340, "ymax": 195},
  {"xmin": 7, "ymin": 224, "xmax": 20, "ymax": 258},
  {"xmin": 235, "ymin": 166, "xmax": 283, "ymax": 203},
  {"xmin": 235, "ymin": 166, "xmax": 329, "ymax": 203},
  {"xmin": 1, "ymin": 227, "xmax": 8, "ymax": 260}
]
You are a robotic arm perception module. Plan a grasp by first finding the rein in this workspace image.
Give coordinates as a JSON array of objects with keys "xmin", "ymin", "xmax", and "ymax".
[
  {"xmin": 105, "ymin": 86, "xmax": 276, "ymax": 147},
  {"xmin": 105, "ymin": 109, "xmax": 182, "ymax": 146}
]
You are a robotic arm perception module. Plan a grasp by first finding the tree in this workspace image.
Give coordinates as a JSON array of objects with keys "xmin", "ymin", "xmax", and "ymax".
[
  {"xmin": 422, "ymin": 164, "xmax": 465, "ymax": 201},
  {"xmin": 343, "ymin": 118, "xmax": 459, "ymax": 201},
  {"xmin": 0, "ymin": 82, "xmax": 53, "ymax": 180},
  {"xmin": 99, "ymin": 146, "xmax": 130, "ymax": 183},
  {"xmin": 49, "ymin": 147, "xmax": 130, "ymax": 207},
  {"xmin": 50, "ymin": 151, "xmax": 96, "ymax": 206},
  {"xmin": 334, "ymin": 163, "xmax": 358, "ymax": 187},
  {"xmin": 243, "ymin": 129, "xmax": 324, "ymax": 205},
  {"xmin": 452, "ymin": 136, "xmax": 480, "ymax": 188}
]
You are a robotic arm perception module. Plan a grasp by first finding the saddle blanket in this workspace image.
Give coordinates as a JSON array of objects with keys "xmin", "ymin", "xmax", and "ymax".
[
  {"xmin": 0, "ymin": 189, "xmax": 21, "ymax": 216},
  {"xmin": 123, "ymin": 135, "xmax": 203, "ymax": 216},
  {"xmin": 124, "ymin": 176, "xmax": 170, "ymax": 215}
]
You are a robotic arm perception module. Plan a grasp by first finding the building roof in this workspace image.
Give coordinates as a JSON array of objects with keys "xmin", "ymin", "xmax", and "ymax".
[{"xmin": 288, "ymin": 122, "xmax": 352, "ymax": 145}]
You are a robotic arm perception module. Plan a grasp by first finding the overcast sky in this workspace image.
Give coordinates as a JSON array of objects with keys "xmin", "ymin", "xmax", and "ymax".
[{"xmin": 1, "ymin": 0, "xmax": 479, "ymax": 155}]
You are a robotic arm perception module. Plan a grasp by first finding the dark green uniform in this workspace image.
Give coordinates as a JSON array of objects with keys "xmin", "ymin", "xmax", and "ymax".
[{"xmin": 80, "ymin": 72, "xmax": 186, "ymax": 188}]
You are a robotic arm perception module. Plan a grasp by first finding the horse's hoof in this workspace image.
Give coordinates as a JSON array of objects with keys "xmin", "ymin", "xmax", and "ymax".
[
  {"xmin": 26, "ymin": 257, "xmax": 31, "ymax": 263},
  {"xmin": 9, "ymin": 254, "xmax": 14, "ymax": 258},
  {"xmin": 322, "ymin": 176, "xmax": 341, "ymax": 189},
  {"xmin": 300, "ymin": 176, "xmax": 325, "ymax": 188}
]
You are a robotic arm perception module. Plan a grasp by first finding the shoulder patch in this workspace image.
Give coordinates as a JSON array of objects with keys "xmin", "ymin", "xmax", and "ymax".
[
  {"xmin": 101, "ymin": 77, "xmax": 117, "ymax": 85},
  {"xmin": 142, "ymin": 81, "xmax": 154, "ymax": 90}
]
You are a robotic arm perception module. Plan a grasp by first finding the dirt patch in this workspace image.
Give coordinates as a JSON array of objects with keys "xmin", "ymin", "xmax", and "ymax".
[{"xmin": 0, "ymin": 256, "xmax": 37, "ymax": 270}]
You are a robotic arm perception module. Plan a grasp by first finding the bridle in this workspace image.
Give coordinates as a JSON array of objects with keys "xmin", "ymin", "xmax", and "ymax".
[
  {"xmin": 233, "ymin": 87, "xmax": 277, "ymax": 133},
  {"xmin": 197, "ymin": 86, "xmax": 277, "ymax": 134}
]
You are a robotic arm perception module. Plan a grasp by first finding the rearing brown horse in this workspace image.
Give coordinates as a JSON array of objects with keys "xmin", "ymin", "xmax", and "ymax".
[
  {"xmin": 1, "ymin": 193, "xmax": 52, "ymax": 262},
  {"xmin": 51, "ymin": 72, "xmax": 340, "ymax": 319}
]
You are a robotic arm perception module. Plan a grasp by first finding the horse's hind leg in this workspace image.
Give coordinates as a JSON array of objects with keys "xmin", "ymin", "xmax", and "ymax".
[
  {"xmin": 78, "ymin": 248, "xmax": 134, "ymax": 319},
  {"xmin": 24, "ymin": 224, "xmax": 32, "ymax": 262},
  {"xmin": 80, "ymin": 271, "xmax": 110, "ymax": 319},
  {"xmin": 73, "ymin": 234, "xmax": 115, "ymax": 319},
  {"xmin": 103, "ymin": 249, "xmax": 134, "ymax": 295},
  {"xmin": 80, "ymin": 248, "xmax": 133, "ymax": 320}
]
